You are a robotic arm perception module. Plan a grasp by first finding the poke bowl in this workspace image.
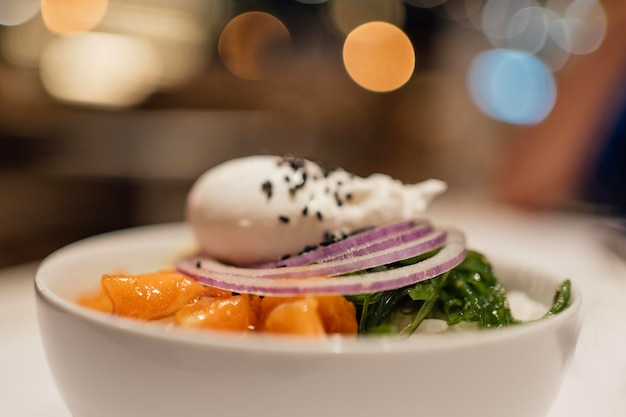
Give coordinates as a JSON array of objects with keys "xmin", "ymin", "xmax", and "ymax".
[
  {"xmin": 36, "ymin": 222, "xmax": 581, "ymax": 417},
  {"xmin": 35, "ymin": 155, "xmax": 582, "ymax": 417}
]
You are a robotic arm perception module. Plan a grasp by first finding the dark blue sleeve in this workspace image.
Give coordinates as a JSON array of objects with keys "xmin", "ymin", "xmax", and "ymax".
[{"xmin": 585, "ymin": 90, "xmax": 626, "ymax": 217}]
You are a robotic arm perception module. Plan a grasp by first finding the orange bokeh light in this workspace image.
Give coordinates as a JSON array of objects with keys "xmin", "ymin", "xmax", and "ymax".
[
  {"xmin": 218, "ymin": 11, "xmax": 291, "ymax": 81},
  {"xmin": 41, "ymin": 0, "xmax": 109, "ymax": 35},
  {"xmin": 343, "ymin": 21, "xmax": 415, "ymax": 93}
]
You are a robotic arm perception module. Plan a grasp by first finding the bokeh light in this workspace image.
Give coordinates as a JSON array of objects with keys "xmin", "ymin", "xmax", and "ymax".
[
  {"xmin": 467, "ymin": 48, "xmax": 556, "ymax": 125},
  {"xmin": 99, "ymin": 1, "xmax": 216, "ymax": 89},
  {"xmin": 506, "ymin": 5, "xmax": 549, "ymax": 54},
  {"xmin": 536, "ymin": 24, "xmax": 571, "ymax": 72},
  {"xmin": 330, "ymin": 0, "xmax": 405, "ymax": 36},
  {"xmin": 0, "ymin": 0, "xmax": 40, "ymax": 26},
  {"xmin": 473, "ymin": 0, "xmax": 606, "ymax": 70},
  {"xmin": 218, "ymin": 11, "xmax": 291, "ymax": 81},
  {"xmin": 548, "ymin": 0, "xmax": 606, "ymax": 55},
  {"xmin": 40, "ymin": 32, "xmax": 161, "ymax": 108},
  {"xmin": 42, "ymin": 0, "xmax": 109, "ymax": 35},
  {"xmin": 482, "ymin": 0, "xmax": 536, "ymax": 45},
  {"xmin": 343, "ymin": 21, "xmax": 415, "ymax": 93}
]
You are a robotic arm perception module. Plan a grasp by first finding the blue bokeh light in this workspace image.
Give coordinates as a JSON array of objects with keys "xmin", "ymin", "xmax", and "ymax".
[{"xmin": 467, "ymin": 48, "xmax": 556, "ymax": 125}]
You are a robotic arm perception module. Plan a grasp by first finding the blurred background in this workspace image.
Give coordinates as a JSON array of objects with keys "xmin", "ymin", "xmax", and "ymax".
[{"xmin": 0, "ymin": 0, "xmax": 623, "ymax": 267}]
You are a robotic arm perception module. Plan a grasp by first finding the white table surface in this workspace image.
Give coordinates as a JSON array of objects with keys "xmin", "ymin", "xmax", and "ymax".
[{"xmin": 1, "ymin": 196, "xmax": 625, "ymax": 417}]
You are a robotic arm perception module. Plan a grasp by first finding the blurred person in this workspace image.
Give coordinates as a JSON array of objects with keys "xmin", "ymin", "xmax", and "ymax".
[{"xmin": 496, "ymin": 1, "xmax": 626, "ymax": 217}]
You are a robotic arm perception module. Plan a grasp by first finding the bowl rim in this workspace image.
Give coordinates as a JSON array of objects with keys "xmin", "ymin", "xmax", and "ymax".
[{"xmin": 35, "ymin": 223, "xmax": 582, "ymax": 356}]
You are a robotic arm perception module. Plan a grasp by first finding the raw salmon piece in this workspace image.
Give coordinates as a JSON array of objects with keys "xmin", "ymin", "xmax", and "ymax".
[
  {"xmin": 263, "ymin": 297, "xmax": 325, "ymax": 336},
  {"xmin": 175, "ymin": 295, "xmax": 257, "ymax": 331},
  {"xmin": 101, "ymin": 270, "xmax": 205, "ymax": 320}
]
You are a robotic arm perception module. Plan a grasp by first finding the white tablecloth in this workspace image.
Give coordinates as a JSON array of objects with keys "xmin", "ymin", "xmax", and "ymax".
[{"xmin": 1, "ymin": 196, "xmax": 625, "ymax": 417}]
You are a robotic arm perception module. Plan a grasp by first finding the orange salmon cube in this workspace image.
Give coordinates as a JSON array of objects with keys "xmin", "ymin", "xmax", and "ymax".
[
  {"xmin": 316, "ymin": 295, "xmax": 358, "ymax": 335},
  {"xmin": 260, "ymin": 295, "xmax": 357, "ymax": 335},
  {"xmin": 101, "ymin": 270, "xmax": 205, "ymax": 320},
  {"xmin": 258, "ymin": 296, "xmax": 303, "ymax": 326},
  {"xmin": 263, "ymin": 297, "xmax": 325, "ymax": 336},
  {"xmin": 174, "ymin": 295, "xmax": 257, "ymax": 331}
]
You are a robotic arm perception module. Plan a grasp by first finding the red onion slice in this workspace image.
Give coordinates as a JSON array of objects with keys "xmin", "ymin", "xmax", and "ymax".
[
  {"xmin": 254, "ymin": 220, "xmax": 425, "ymax": 268},
  {"xmin": 176, "ymin": 229, "xmax": 466, "ymax": 296},
  {"xmin": 181, "ymin": 229, "xmax": 447, "ymax": 280},
  {"xmin": 322, "ymin": 224, "xmax": 437, "ymax": 263}
]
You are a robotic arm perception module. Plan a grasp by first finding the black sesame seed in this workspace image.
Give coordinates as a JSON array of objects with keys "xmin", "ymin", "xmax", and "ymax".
[
  {"xmin": 261, "ymin": 180, "xmax": 273, "ymax": 199},
  {"xmin": 285, "ymin": 175, "xmax": 290, "ymax": 182},
  {"xmin": 298, "ymin": 245, "xmax": 318, "ymax": 255},
  {"xmin": 281, "ymin": 254, "xmax": 292, "ymax": 260},
  {"xmin": 334, "ymin": 190, "xmax": 343, "ymax": 207},
  {"xmin": 346, "ymin": 193, "xmax": 353, "ymax": 201},
  {"xmin": 196, "ymin": 260, "xmax": 201, "ymax": 268},
  {"xmin": 316, "ymin": 211, "xmax": 323, "ymax": 221},
  {"xmin": 319, "ymin": 231, "xmax": 350, "ymax": 246},
  {"xmin": 302, "ymin": 206, "xmax": 309, "ymax": 216},
  {"xmin": 287, "ymin": 172, "xmax": 307, "ymax": 196},
  {"xmin": 279, "ymin": 215, "xmax": 290, "ymax": 223}
]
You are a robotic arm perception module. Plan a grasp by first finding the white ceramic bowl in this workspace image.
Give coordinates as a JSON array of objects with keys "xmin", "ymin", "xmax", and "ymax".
[{"xmin": 36, "ymin": 224, "xmax": 582, "ymax": 417}]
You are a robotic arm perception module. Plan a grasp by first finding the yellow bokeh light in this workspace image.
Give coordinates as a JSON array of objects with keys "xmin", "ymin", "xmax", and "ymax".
[
  {"xmin": 343, "ymin": 21, "xmax": 415, "ymax": 93},
  {"xmin": 218, "ymin": 11, "xmax": 291, "ymax": 80},
  {"xmin": 41, "ymin": 0, "xmax": 109, "ymax": 35},
  {"xmin": 40, "ymin": 32, "xmax": 162, "ymax": 108}
]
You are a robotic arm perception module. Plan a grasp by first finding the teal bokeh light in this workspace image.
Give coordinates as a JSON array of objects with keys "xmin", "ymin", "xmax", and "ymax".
[{"xmin": 468, "ymin": 48, "xmax": 556, "ymax": 125}]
